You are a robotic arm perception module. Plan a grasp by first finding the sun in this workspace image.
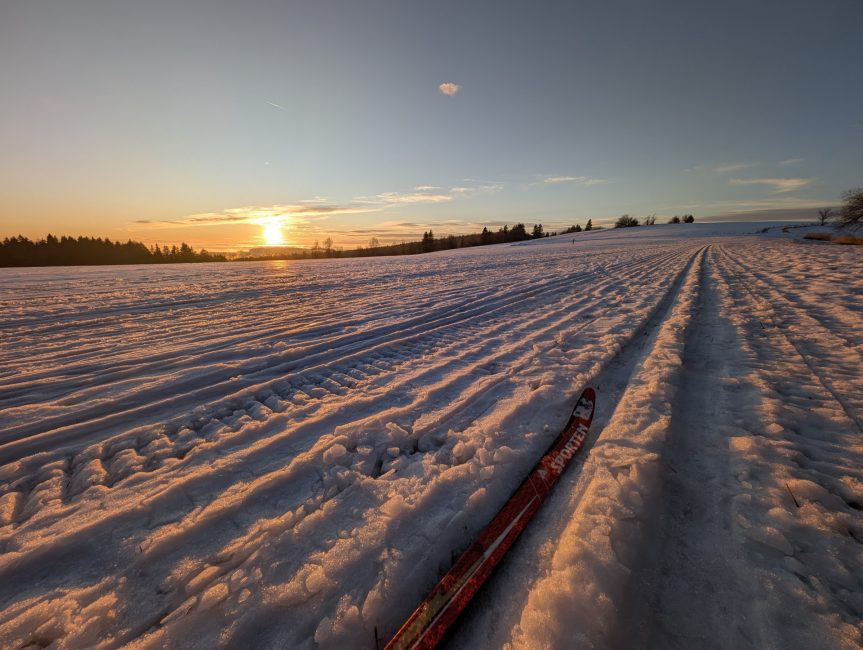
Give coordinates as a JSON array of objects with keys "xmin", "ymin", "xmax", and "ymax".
[{"xmin": 262, "ymin": 223, "xmax": 284, "ymax": 246}]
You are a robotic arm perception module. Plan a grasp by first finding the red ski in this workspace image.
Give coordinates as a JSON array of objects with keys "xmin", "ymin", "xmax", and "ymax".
[{"xmin": 385, "ymin": 386, "xmax": 597, "ymax": 650}]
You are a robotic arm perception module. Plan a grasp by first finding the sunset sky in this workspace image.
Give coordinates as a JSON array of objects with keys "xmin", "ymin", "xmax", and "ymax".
[{"xmin": 1, "ymin": 0, "xmax": 861, "ymax": 250}]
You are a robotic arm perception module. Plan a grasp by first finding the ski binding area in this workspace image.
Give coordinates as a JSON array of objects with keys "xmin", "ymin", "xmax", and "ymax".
[{"xmin": 0, "ymin": 222, "xmax": 861, "ymax": 648}]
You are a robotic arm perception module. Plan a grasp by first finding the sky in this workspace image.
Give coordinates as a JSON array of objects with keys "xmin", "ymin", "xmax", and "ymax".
[{"xmin": 1, "ymin": 0, "xmax": 861, "ymax": 250}]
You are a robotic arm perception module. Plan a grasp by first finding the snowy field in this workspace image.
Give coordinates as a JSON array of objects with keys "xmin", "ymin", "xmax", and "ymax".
[{"xmin": 1, "ymin": 222, "xmax": 861, "ymax": 649}]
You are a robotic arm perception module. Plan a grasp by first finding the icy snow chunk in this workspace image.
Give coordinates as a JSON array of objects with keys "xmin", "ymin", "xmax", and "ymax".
[
  {"xmin": 380, "ymin": 494, "xmax": 409, "ymax": 519},
  {"xmin": 452, "ymin": 441, "xmax": 476, "ymax": 464},
  {"xmin": 304, "ymin": 566, "xmax": 333, "ymax": 594},
  {"xmin": 492, "ymin": 445, "xmax": 515, "ymax": 465},
  {"xmin": 323, "ymin": 443, "xmax": 349, "ymax": 466},
  {"xmin": 0, "ymin": 491, "xmax": 22, "ymax": 526},
  {"xmin": 199, "ymin": 582, "xmax": 229, "ymax": 610},
  {"xmin": 467, "ymin": 487, "xmax": 487, "ymax": 510},
  {"xmin": 384, "ymin": 422, "xmax": 411, "ymax": 447},
  {"xmin": 351, "ymin": 455, "xmax": 376, "ymax": 476},
  {"xmin": 229, "ymin": 569, "xmax": 247, "ymax": 591},
  {"xmin": 186, "ymin": 566, "xmax": 221, "ymax": 594},
  {"xmin": 382, "ymin": 455, "xmax": 409, "ymax": 474}
]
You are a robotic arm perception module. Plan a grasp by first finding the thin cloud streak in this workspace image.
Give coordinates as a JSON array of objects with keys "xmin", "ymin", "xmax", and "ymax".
[
  {"xmin": 265, "ymin": 101, "xmax": 286, "ymax": 110},
  {"xmin": 539, "ymin": 175, "xmax": 608, "ymax": 186},
  {"xmin": 729, "ymin": 177, "xmax": 813, "ymax": 194},
  {"xmin": 374, "ymin": 192, "xmax": 452, "ymax": 204},
  {"xmin": 136, "ymin": 204, "xmax": 377, "ymax": 229},
  {"xmin": 780, "ymin": 158, "xmax": 804, "ymax": 165},
  {"xmin": 664, "ymin": 196, "xmax": 832, "ymax": 212},
  {"xmin": 713, "ymin": 162, "xmax": 758, "ymax": 174}
]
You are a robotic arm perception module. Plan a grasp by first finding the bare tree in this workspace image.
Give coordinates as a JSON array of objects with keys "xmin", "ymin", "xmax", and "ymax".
[
  {"xmin": 323, "ymin": 237, "xmax": 333, "ymax": 255},
  {"xmin": 837, "ymin": 189, "xmax": 863, "ymax": 230},
  {"xmin": 615, "ymin": 215, "xmax": 640, "ymax": 228},
  {"xmin": 368, "ymin": 237, "xmax": 380, "ymax": 249},
  {"xmin": 668, "ymin": 215, "xmax": 681, "ymax": 224},
  {"xmin": 817, "ymin": 208, "xmax": 833, "ymax": 226}
]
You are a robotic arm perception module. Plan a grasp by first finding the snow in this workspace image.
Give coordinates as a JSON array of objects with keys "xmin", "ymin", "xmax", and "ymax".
[{"xmin": 0, "ymin": 221, "xmax": 861, "ymax": 648}]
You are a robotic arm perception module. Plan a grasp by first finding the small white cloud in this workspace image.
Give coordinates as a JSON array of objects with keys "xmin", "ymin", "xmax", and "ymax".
[
  {"xmin": 450, "ymin": 183, "xmax": 503, "ymax": 195},
  {"xmin": 729, "ymin": 177, "xmax": 813, "ymax": 193},
  {"xmin": 541, "ymin": 175, "xmax": 608, "ymax": 186},
  {"xmin": 714, "ymin": 162, "xmax": 757, "ymax": 174},
  {"xmin": 413, "ymin": 185, "xmax": 440, "ymax": 191},
  {"xmin": 439, "ymin": 82, "xmax": 461, "ymax": 96},
  {"xmin": 779, "ymin": 158, "xmax": 804, "ymax": 165},
  {"xmin": 376, "ymin": 191, "xmax": 453, "ymax": 204}
]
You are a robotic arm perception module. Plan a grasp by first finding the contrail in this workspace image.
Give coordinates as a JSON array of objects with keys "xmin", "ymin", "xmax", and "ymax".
[{"xmin": 266, "ymin": 101, "xmax": 286, "ymax": 110}]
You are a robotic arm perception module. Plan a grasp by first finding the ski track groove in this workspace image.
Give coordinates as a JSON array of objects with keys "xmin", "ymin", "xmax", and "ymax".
[
  {"xmin": 444, "ymin": 245, "xmax": 707, "ymax": 650},
  {"xmin": 706, "ymin": 245, "xmax": 863, "ymax": 646},
  {"xmin": 713, "ymin": 244, "xmax": 863, "ymax": 435}
]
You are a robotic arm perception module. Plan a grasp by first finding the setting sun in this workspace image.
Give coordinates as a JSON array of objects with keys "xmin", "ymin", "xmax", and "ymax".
[{"xmin": 262, "ymin": 223, "xmax": 284, "ymax": 246}]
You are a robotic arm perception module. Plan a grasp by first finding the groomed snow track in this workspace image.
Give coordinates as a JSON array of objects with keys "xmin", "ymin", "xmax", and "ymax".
[{"xmin": 0, "ymin": 226, "xmax": 861, "ymax": 648}]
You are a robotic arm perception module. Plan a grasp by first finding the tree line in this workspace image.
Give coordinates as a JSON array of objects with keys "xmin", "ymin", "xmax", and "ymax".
[
  {"xmin": 816, "ymin": 188, "xmax": 863, "ymax": 229},
  {"xmin": 0, "ymin": 235, "xmax": 227, "ymax": 267},
  {"xmin": 614, "ymin": 213, "xmax": 694, "ymax": 228}
]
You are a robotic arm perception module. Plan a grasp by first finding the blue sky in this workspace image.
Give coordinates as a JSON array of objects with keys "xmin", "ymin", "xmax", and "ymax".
[{"xmin": 1, "ymin": 0, "xmax": 861, "ymax": 248}]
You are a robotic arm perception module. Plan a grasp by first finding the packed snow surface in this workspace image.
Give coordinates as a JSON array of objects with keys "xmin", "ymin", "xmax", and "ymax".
[{"xmin": 0, "ymin": 222, "xmax": 861, "ymax": 648}]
